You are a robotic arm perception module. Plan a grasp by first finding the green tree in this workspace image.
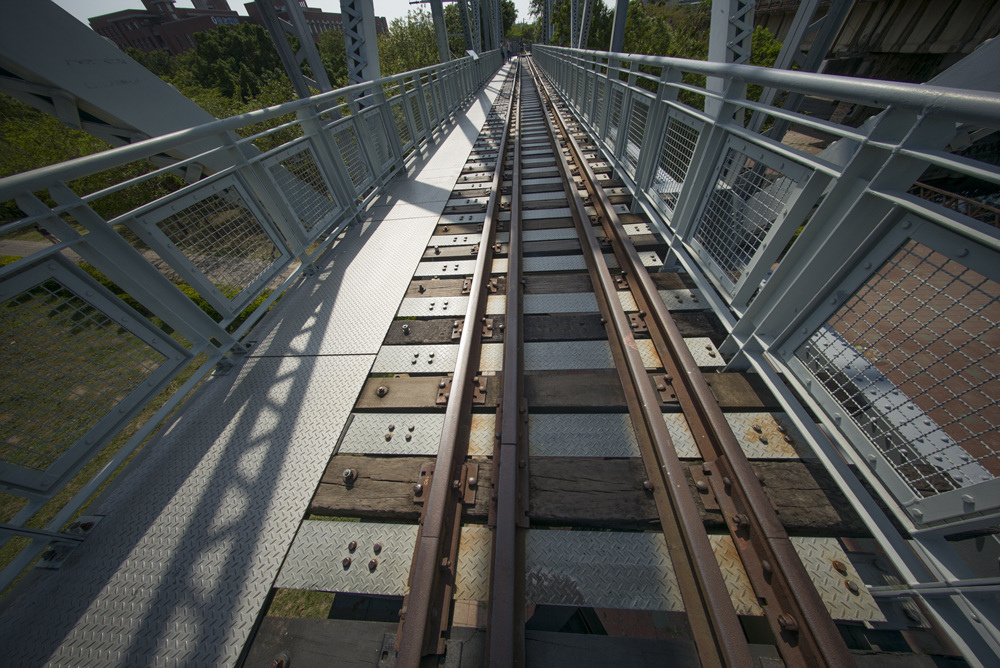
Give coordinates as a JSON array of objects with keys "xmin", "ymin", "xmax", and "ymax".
[{"xmin": 502, "ymin": 0, "xmax": 518, "ymax": 36}]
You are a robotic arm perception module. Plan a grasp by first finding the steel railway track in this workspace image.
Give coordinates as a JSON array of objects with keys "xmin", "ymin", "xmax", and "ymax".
[{"xmin": 250, "ymin": 57, "xmax": 962, "ymax": 668}]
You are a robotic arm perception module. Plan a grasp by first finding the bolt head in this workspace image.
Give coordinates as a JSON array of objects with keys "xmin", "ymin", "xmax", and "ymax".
[
  {"xmin": 342, "ymin": 557, "xmax": 352, "ymax": 568},
  {"xmin": 368, "ymin": 559, "xmax": 378, "ymax": 571},
  {"xmin": 777, "ymin": 614, "xmax": 798, "ymax": 633},
  {"xmin": 642, "ymin": 480, "xmax": 654, "ymax": 491},
  {"xmin": 845, "ymin": 579, "xmax": 860, "ymax": 594},
  {"xmin": 468, "ymin": 476, "xmax": 478, "ymax": 488},
  {"xmin": 348, "ymin": 540, "xmax": 357, "ymax": 552},
  {"xmin": 413, "ymin": 483, "xmax": 423, "ymax": 496},
  {"xmin": 373, "ymin": 543, "xmax": 382, "ymax": 554},
  {"xmin": 376, "ymin": 386, "xmax": 388, "ymax": 397},
  {"xmin": 343, "ymin": 468, "xmax": 358, "ymax": 482}
]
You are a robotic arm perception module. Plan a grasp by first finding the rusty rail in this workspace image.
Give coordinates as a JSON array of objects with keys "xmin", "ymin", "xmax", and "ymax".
[
  {"xmin": 530, "ymin": 61, "xmax": 855, "ymax": 667},
  {"xmin": 395, "ymin": 69, "xmax": 517, "ymax": 666}
]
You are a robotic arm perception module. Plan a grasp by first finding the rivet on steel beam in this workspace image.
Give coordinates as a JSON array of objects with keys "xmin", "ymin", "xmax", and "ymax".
[
  {"xmin": 368, "ymin": 559, "xmax": 378, "ymax": 571},
  {"xmin": 759, "ymin": 436, "xmax": 769, "ymax": 445},
  {"xmin": 405, "ymin": 434, "xmax": 412, "ymax": 441},
  {"xmin": 343, "ymin": 468, "xmax": 358, "ymax": 483},
  {"xmin": 342, "ymin": 557, "xmax": 352, "ymax": 569},
  {"xmin": 373, "ymin": 543, "xmax": 382, "ymax": 554},
  {"xmin": 376, "ymin": 386, "xmax": 388, "ymax": 397},
  {"xmin": 348, "ymin": 540, "xmax": 357, "ymax": 552},
  {"xmin": 413, "ymin": 483, "xmax": 423, "ymax": 496},
  {"xmin": 777, "ymin": 614, "xmax": 798, "ymax": 633}
]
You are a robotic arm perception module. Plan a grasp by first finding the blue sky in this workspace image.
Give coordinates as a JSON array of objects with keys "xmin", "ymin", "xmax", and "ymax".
[{"xmin": 50, "ymin": 0, "xmax": 535, "ymax": 29}]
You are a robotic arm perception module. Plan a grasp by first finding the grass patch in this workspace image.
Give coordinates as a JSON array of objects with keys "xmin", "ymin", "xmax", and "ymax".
[{"xmin": 268, "ymin": 589, "xmax": 336, "ymax": 618}]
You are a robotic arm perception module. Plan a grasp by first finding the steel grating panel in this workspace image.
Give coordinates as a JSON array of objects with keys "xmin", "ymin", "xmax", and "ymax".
[
  {"xmin": 525, "ymin": 341, "xmax": 613, "ymax": 370},
  {"xmin": 480, "ymin": 343, "xmax": 504, "ymax": 372},
  {"xmin": 0, "ymin": 354, "xmax": 373, "ymax": 666},
  {"xmin": 455, "ymin": 525, "xmax": 492, "ymax": 601},
  {"xmin": 492, "ymin": 258, "xmax": 508, "ymax": 274},
  {"xmin": 617, "ymin": 290, "xmax": 637, "ymax": 311},
  {"xmin": 636, "ymin": 339, "xmax": 663, "ymax": 369},
  {"xmin": 252, "ymin": 217, "xmax": 440, "ymax": 356},
  {"xmin": 791, "ymin": 537, "xmax": 887, "ymax": 622},
  {"xmin": 338, "ymin": 413, "xmax": 445, "ymax": 455},
  {"xmin": 469, "ymin": 413, "xmax": 496, "ymax": 457},
  {"xmin": 397, "ymin": 295, "xmax": 470, "ymax": 317},
  {"xmin": 523, "ymin": 228, "xmax": 578, "ymax": 242},
  {"xmin": 486, "ymin": 295, "xmax": 506, "ymax": 314},
  {"xmin": 429, "ymin": 233, "xmax": 483, "ymax": 247},
  {"xmin": 414, "ymin": 259, "xmax": 478, "ymax": 278},
  {"xmin": 276, "ymin": 520, "xmax": 418, "ymax": 596},
  {"xmin": 524, "ymin": 293, "xmax": 598, "ymax": 314},
  {"xmin": 657, "ymin": 289, "xmax": 704, "ymax": 311},
  {"xmin": 524, "ymin": 255, "xmax": 587, "ymax": 273},
  {"xmin": 372, "ymin": 344, "xmax": 458, "ymax": 373},
  {"xmin": 526, "ymin": 530, "xmax": 683, "ymax": 611},
  {"xmin": 686, "ymin": 337, "xmax": 725, "ymax": 367},
  {"xmin": 709, "ymin": 535, "xmax": 763, "ymax": 616},
  {"xmin": 529, "ymin": 413, "xmax": 639, "ymax": 457}
]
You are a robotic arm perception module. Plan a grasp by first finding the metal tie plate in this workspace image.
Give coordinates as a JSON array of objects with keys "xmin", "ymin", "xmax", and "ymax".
[
  {"xmin": 338, "ymin": 413, "xmax": 445, "ymax": 455},
  {"xmin": 686, "ymin": 337, "xmax": 725, "ymax": 367},
  {"xmin": 529, "ymin": 413, "xmax": 640, "ymax": 457},
  {"xmin": 525, "ymin": 341, "xmax": 613, "ymax": 370},
  {"xmin": 276, "ymin": 520, "xmax": 418, "ymax": 596},
  {"xmin": 398, "ymin": 295, "xmax": 470, "ymax": 317},
  {"xmin": 428, "ymin": 233, "xmax": 482, "ymax": 247},
  {"xmin": 524, "ymin": 293, "xmax": 599, "ymax": 314},
  {"xmin": 657, "ymin": 289, "xmax": 704, "ymax": 311},
  {"xmin": 524, "ymin": 255, "xmax": 587, "ymax": 273},
  {"xmin": 414, "ymin": 259, "xmax": 478, "ymax": 278},
  {"xmin": 523, "ymin": 228, "xmax": 578, "ymax": 242},
  {"xmin": 791, "ymin": 537, "xmax": 887, "ymax": 622},
  {"xmin": 372, "ymin": 344, "xmax": 459, "ymax": 373}
]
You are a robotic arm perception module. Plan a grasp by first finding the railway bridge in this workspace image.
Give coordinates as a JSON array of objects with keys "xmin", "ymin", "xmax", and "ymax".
[{"xmin": 1, "ymin": 6, "xmax": 1000, "ymax": 668}]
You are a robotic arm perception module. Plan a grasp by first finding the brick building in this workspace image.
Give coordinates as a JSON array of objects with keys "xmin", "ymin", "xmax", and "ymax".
[{"xmin": 90, "ymin": 0, "xmax": 388, "ymax": 56}]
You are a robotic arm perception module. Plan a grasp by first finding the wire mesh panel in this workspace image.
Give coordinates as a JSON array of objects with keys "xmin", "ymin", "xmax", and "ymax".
[
  {"xmin": 623, "ymin": 97, "xmax": 650, "ymax": 177},
  {"xmin": 391, "ymin": 100, "xmax": 413, "ymax": 149},
  {"xmin": 652, "ymin": 114, "xmax": 702, "ymax": 216},
  {"xmin": 594, "ymin": 78, "xmax": 605, "ymax": 129},
  {"xmin": 363, "ymin": 109, "xmax": 394, "ymax": 172},
  {"xmin": 795, "ymin": 237, "xmax": 1000, "ymax": 512},
  {"xmin": 333, "ymin": 124, "xmax": 373, "ymax": 192},
  {"xmin": 424, "ymin": 86, "xmax": 438, "ymax": 126},
  {"xmin": 606, "ymin": 85, "xmax": 624, "ymax": 151},
  {"xmin": 135, "ymin": 176, "xmax": 289, "ymax": 312},
  {"xmin": 265, "ymin": 144, "xmax": 340, "ymax": 234},
  {"xmin": 583, "ymin": 73, "xmax": 593, "ymax": 122},
  {"xmin": 409, "ymin": 93, "xmax": 425, "ymax": 135},
  {"xmin": 0, "ymin": 261, "xmax": 182, "ymax": 492},
  {"xmin": 692, "ymin": 143, "xmax": 798, "ymax": 290}
]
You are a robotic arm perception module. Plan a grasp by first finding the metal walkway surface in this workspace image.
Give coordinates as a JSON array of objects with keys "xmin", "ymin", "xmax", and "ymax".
[{"xmin": 0, "ymin": 63, "xmax": 515, "ymax": 668}]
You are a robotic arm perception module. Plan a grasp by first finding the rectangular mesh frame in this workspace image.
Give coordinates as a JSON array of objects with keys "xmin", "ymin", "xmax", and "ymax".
[
  {"xmin": 694, "ymin": 147, "xmax": 797, "ymax": 286},
  {"xmin": 266, "ymin": 145, "xmax": 340, "ymax": 233},
  {"xmin": 653, "ymin": 115, "xmax": 701, "ymax": 215},
  {"xmin": 148, "ymin": 181, "xmax": 283, "ymax": 304},
  {"xmin": 606, "ymin": 85, "xmax": 624, "ymax": 150},
  {"xmin": 392, "ymin": 100, "xmax": 413, "ymax": 149},
  {"xmin": 594, "ymin": 78, "xmax": 606, "ymax": 129},
  {"xmin": 333, "ymin": 124, "xmax": 373, "ymax": 192},
  {"xmin": 409, "ymin": 94, "xmax": 425, "ymax": 135},
  {"xmin": 363, "ymin": 109, "xmax": 394, "ymax": 172},
  {"xmin": 796, "ymin": 240, "xmax": 1000, "ymax": 499},
  {"xmin": 624, "ymin": 97, "xmax": 650, "ymax": 177}
]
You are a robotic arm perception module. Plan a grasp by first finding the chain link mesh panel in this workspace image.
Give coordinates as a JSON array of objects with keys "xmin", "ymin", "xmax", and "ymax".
[
  {"xmin": 652, "ymin": 116, "xmax": 701, "ymax": 214},
  {"xmin": 797, "ymin": 240, "xmax": 1000, "ymax": 498},
  {"xmin": 694, "ymin": 147, "xmax": 796, "ymax": 285},
  {"xmin": 153, "ymin": 184, "xmax": 281, "ymax": 302},
  {"xmin": 267, "ymin": 147, "xmax": 338, "ymax": 232},
  {"xmin": 1, "ymin": 278, "xmax": 165, "ymax": 474}
]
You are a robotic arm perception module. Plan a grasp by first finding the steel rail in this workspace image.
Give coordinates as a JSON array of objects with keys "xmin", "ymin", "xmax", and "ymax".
[
  {"xmin": 486, "ymin": 58, "xmax": 526, "ymax": 668},
  {"xmin": 525, "ymin": 57, "xmax": 755, "ymax": 668},
  {"xmin": 395, "ymin": 70, "xmax": 518, "ymax": 666},
  {"xmin": 533, "ymin": 61, "xmax": 855, "ymax": 667}
]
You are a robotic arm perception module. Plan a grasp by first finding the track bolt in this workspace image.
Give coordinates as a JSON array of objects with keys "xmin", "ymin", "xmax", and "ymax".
[
  {"xmin": 388, "ymin": 424, "xmax": 395, "ymax": 432},
  {"xmin": 342, "ymin": 557, "xmax": 352, "ymax": 568},
  {"xmin": 373, "ymin": 543, "xmax": 382, "ymax": 555},
  {"xmin": 343, "ymin": 468, "xmax": 358, "ymax": 483},
  {"xmin": 376, "ymin": 386, "xmax": 388, "ymax": 397},
  {"xmin": 723, "ymin": 477, "xmax": 732, "ymax": 489},
  {"xmin": 418, "ymin": 284, "xmax": 425, "ymax": 293},
  {"xmin": 468, "ymin": 477, "xmax": 478, "ymax": 488},
  {"xmin": 439, "ymin": 381, "xmax": 447, "ymax": 389},
  {"xmin": 761, "ymin": 560, "xmax": 772, "ymax": 577},
  {"xmin": 732, "ymin": 513, "xmax": 749, "ymax": 529},
  {"xmin": 638, "ymin": 310, "xmax": 646, "ymax": 318},
  {"xmin": 385, "ymin": 433, "xmax": 392, "ymax": 441},
  {"xmin": 778, "ymin": 614, "xmax": 798, "ymax": 633},
  {"xmin": 832, "ymin": 559, "xmax": 848, "ymax": 574},
  {"xmin": 702, "ymin": 463, "xmax": 712, "ymax": 475},
  {"xmin": 845, "ymin": 579, "xmax": 860, "ymax": 594},
  {"xmin": 752, "ymin": 424, "xmax": 762, "ymax": 433},
  {"xmin": 759, "ymin": 436, "xmax": 769, "ymax": 445},
  {"xmin": 368, "ymin": 559, "xmax": 378, "ymax": 571},
  {"xmin": 402, "ymin": 324, "xmax": 410, "ymax": 334},
  {"xmin": 696, "ymin": 481, "xmax": 708, "ymax": 492},
  {"xmin": 405, "ymin": 434, "xmax": 412, "ymax": 441},
  {"xmin": 519, "ymin": 460, "xmax": 526, "ymax": 469},
  {"xmin": 348, "ymin": 540, "xmax": 357, "ymax": 552},
  {"xmin": 642, "ymin": 480, "xmax": 654, "ymax": 491},
  {"xmin": 452, "ymin": 479, "xmax": 461, "ymax": 491},
  {"xmin": 440, "ymin": 558, "xmax": 451, "ymax": 570},
  {"xmin": 776, "ymin": 425, "xmax": 787, "ymax": 433},
  {"xmin": 414, "ymin": 483, "xmax": 423, "ymax": 496}
]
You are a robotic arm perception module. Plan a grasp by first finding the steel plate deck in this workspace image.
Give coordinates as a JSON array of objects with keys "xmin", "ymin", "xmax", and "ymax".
[
  {"xmin": 791, "ymin": 537, "xmax": 887, "ymax": 622},
  {"xmin": 276, "ymin": 521, "xmax": 419, "ymax": 596},
  {"xmin": 686, "ymin": 337, "xmax": 725, "ymax": 367},
  {"xmin": 372, "ymin": 344, "xmax": 459, "ymax": 373},
  {"xmin": 469, "ymin": 413, "xmax": 496, "ymax": 457},
  {"xmin": 657, "ymin": 289, "xmax": 704, "ymax": 311},
  {"xmin": 398, "ymin": 295, "xmax": 470, "ymax": 317},
  {"xmin": 525, "ymin": 340, "xmax": 614, "ymax": 370},
  {"xmin": 428, "ymin": 233, "xmax": 483, "ymax": 247},
  {"xmin": 662, "ymin": 412, "xmax": 808, "ymax": 459},
  {"xmin": 523, "ymin": 228, "xmax": 579, "ymax": 242},
  {"xmin": 338, "ymin": 413, "xmax": 446, "ymax": 455},
  {"xmin": 0, "ymin": 64, "xmax": 517, "ymax": 667},
  {"xmin": 524, "ymin": 292, "xmax": 599, "ymax": 313},
  {"xmin": 524, "ymin": 255, "xmax": 587, "ymax": 272},
  {"xmin": 414, "ymin": 259, "xmax": 479, "ymax": 278},
  {"xmin": 529, "ymin": 413, "xmax": 640, "ymax": 457}
]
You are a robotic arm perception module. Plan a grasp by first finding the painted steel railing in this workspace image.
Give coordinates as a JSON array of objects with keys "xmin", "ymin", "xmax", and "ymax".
[
  {"xmin": 0, "ymin": 50, "xmax": 501, "ymax": 591},
  {"xmin": 534, "ymin": 43, "xmax": 1000, "ymax": 664}
]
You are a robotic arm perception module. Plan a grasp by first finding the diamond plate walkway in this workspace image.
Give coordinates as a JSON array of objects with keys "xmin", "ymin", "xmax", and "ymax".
[{"xmin": 0, "ymin": 63, "xmax": 514, "ymax": 667}]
